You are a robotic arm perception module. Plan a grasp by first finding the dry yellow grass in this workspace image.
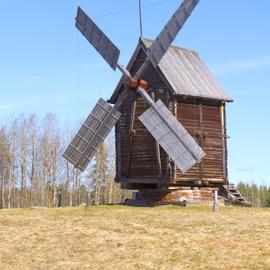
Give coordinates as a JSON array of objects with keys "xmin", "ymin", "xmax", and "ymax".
[{"xmin": 0, "ymin": 205, "xmax": 270, "ymax": 270}]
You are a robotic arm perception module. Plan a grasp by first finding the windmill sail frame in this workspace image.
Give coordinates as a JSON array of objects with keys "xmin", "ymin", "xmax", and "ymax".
[
  {"xmin": 76, "ymin": 7, "xmax": 120, "ymax": 70},
  {"xmin": 64, "ymin": 0, "xmax": 203, "ymax": 173},
  {"xmin": 64, "ymin": 98, "xmax": 120, "ymax": 170}
]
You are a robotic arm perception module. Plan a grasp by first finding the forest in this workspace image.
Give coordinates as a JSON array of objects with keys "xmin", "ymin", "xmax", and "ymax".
[
  {"xmin": 0, "ymin": 114, "xmax": 131, "ymax": 209},
  {"xmin": 0, "ymin": 114, "xmax": 269, "ymax": 209}
]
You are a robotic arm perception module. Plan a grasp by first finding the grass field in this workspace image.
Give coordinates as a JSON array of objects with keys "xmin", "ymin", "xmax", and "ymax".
[{"xmin": 0, "ymin": 205, "xmax": 270, "ymax": 270}]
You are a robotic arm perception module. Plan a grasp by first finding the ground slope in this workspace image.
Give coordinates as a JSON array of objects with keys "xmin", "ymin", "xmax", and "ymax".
[{"xmin": 0, "ymin": 205, "xmax": 270, "ymax": 270}]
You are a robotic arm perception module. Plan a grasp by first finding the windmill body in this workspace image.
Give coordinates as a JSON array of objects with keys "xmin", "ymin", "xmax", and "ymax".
[
  {"xmin": 109, "ymin": 38, "xmax": 233, "ymax": 204},
  {"xmin": 64, "ymin": 0, "xmax": 247, "ymax": 205}
]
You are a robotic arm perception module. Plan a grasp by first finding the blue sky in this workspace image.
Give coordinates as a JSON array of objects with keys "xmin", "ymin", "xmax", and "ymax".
[{"xmin": 0, "ymin": 0, "xmax": 269, "ymax": 185}]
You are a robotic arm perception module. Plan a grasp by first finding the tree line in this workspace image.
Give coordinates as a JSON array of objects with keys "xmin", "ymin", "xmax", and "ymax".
[
  {"xmin": 0, "ymin": 114, "xmax": 129, "ymax": 209},
  {"xmin": 237, "ymin": 181, "xmax": 270, "ymax": 207},
  {"xmin": 0, "ymin": 114, "xmax": 269, "ymax": 209}
]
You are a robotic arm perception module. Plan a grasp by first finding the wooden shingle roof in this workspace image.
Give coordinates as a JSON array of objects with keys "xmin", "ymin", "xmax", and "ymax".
[{"xmin": 109, "ymin": 38, "xmax": 233, "ymax": 103}]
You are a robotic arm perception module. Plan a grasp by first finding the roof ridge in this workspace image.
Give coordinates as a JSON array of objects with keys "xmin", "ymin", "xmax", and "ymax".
[
  {"xmin": 109, "ymin": 37, "xmax": 232, "ymax": 103},
  {"xmin": 139, "ymin": 37, "xmax": 199, "ymax": 56}
]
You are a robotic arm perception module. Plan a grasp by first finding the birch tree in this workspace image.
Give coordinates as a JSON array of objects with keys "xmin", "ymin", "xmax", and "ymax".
[
  {"xmin": 17, "ymin": 115, "xmax": 28, "ymax": 207},
  {"xmin": 91, "ymin": 143, "xmax": 109, "ymax": 205},
  {"xmin": 28, "ymin": 114, "xmax": 38, "ymax": 206},
  {"xmin": 0, "ymin": 127, "xmax": 8, "ymax": 208},
  {"xmin": 6, "ymin": 119, "xmax": 19, "ymax": 208}
]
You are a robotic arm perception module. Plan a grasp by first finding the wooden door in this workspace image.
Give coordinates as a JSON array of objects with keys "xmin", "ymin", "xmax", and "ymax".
[{"xmin": 176, "ymin": 101, "xmax": 226, "ymax": 184}]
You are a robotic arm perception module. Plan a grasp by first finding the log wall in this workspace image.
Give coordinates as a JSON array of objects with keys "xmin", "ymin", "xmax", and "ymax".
[
  {"xmin": 115, "ymin": 49, "xmax": 172, "ymax": 184},
  {"xmin": 176, "ymin": 98, "xmax": 226, "ymax": 184},
  {"xmin": 115, "ymin": 49, "xmax": 228, "ymax": 188}
]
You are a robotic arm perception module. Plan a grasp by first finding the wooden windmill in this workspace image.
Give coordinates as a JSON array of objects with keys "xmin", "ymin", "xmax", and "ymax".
[{"xmin": 64, "ymin": 0, "xmax": 248, "ymax": 205}]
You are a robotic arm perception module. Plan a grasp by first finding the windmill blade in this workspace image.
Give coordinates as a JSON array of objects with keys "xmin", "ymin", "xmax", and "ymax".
[
  {"xmin": 63, "ymin": 98, "xmax": 121, "ymax": 171},
  {"xmin": 147, "ymin": 0, "xmax": 199, "ymax": 68},
  {"xmin": 138, "ymin": 88, "xmax": 205, "ymax": 172},
  {"xmin": 76, "ymin": 6, "xmax": 120, "ymax": 70}
]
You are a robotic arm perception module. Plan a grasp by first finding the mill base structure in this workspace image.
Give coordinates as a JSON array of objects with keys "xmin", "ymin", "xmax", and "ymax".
[
  {"xmin": 122, "ymin": 185, "xmax": 251, "ymax": 207},
  {"xmin": 124, "ymin": 186, "xmax": 220, "ymax": 206}
]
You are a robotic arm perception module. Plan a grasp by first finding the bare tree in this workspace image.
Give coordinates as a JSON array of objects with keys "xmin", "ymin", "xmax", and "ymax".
[
  {"xmin": 40, "ymin": 119, "xmax": 49, "ymax": 207},
  {"xmin": 28, "ymin": 114, "xmax": 38, "ymax": 206},
  {"xmin": 0, "ymin": 127, "xmax": 8, "ymax": 208},
  {"xmin": 17, "ymin": 115, "xmax": 28, "ymax": 208},
  {"xmin": 51, "ymin": 134, "xmax": 60, "ymax": 207},
  {"xmin": 6, "ymin": 119, "xmax": 18, "ymax": 209},
  {"xmin": 66, "ymin": 161, "xmax": 72, "ymax": 206},
  {"xmin": 91, "ymin": 143, "xmax": 109, "ymax": 205}
]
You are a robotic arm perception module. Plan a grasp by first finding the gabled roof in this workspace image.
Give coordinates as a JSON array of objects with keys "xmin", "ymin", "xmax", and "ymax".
[{"xmin": 109, "ymin": 37, "xmax": 233, "ymax": 103}]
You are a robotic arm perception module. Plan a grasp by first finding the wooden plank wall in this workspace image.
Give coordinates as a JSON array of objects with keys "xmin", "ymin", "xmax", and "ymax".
[
  {"xmin": 202, "ymin": 104, "xmax": 224, "ymax": 180},
  {"xmin": 115, "ymin": 49, "xmax": 172, "ymax": 182},
  {"xmin": 115, "ymin": 48, "xmax": 227, "ymax": 186},
  {"xmin": 175, "ymin": 102, "xmax": 201, "ymax": 181},
  {"xmin": 176, "ymin": 98, "xmax": 226, "ymax": 184}
]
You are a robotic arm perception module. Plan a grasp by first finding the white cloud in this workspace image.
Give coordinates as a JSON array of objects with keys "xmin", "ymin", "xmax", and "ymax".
[
  {"xmin": 234, "ymin": 166, "xmax": 255, "ymax": 172},
  {"xmin": 0, "ymin": 92, "xmax": 95, "ymax": 112},
  {"xmin": 0, "ymin": 98, "xmax": 38, "ymax": 112},
  {"xmin": 0, "ymin": 103, "xmax": 15, "ymax": 110},
  {"xmin": 212, "ymin": 56, "xmax": 270, "ymax": 75},
  {"xmin": 17, "ymin": 74, "xmax": 42, "ymax": 85}
]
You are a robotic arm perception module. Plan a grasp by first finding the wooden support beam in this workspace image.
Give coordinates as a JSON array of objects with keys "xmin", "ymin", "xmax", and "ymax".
[
  {"xmin": 114, "ymin": 88, "xmax": 131, "ymax": 110},
  {"xmin": 126, "ymin": 94, "xmax": 137, "ymax": 177},
  {"xmin": 220, "ymin": 104, "xmax": 226, "ymax": 181},
  {"xmin": 221, "ymin": 103, "xmax": 228, "ymax": 183},
  {"xmin": 173, "ymin": 97, "xmax": 177, "ymax": 181},
  {"xmin": 115, "ymin": 87, "xmax": 134, "ymax": 180},
  {"xmin": 199, "ymin": 104, "xmax": 204, "ymax": 180},
  {"xmin": 165, "ymin": 90, "xmax": 171, "ymax": 179},
  {"xmin": 115, "ymin": 120, "xmax": 121, "ymax": 181},
  {"xmin": 121, "ymin": 178, "xmax": 169, "ymax": 184},
  {"xmin": 151, "ymin": 92, "xmax": 162, "ymax": 178},
  {"xmin": 85, "ymin": 190, "xmax": 91, "ymax": 208}
]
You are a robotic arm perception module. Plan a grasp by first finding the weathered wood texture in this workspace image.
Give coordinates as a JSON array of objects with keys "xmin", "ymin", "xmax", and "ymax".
[
  {"xmin": 175, "ymin": 101, "xmax": 201, "ymax": 181},
  {"xmin": 222, "ymin": 103, "xmax": 229, "ymax": 183},
  {"xmin": 118, "ymin": 98, "xmax": 169, "ymax": 179},
  {"xmin": 176, "ymin": 98, "xmax": 225, "ymax": 183},
  {"xmin": 115, "ymin": 48, "xmax": 227, "ymax": 187},
  {"xmin": 64, "ymin": 98, "xmax": 120, "ymax": 171},
  {"xmin": 115, "ymin": 49, "xmax": 170, "ymax": 181},
  {"xmin": 137, "ymin": 187, "xmax": 221, "ymax": 205}
]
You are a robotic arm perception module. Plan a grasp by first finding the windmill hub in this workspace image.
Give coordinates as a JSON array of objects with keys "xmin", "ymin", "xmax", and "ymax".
[{"xmin": 128, "ymin": 78, "xmax": 149, "ymax": 91}]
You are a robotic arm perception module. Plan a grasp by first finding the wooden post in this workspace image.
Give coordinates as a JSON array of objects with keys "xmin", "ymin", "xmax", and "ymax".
[
  {"xmin": 151, "ymin": 92, "xmax": 162, "ymax": 178},
  {"xmin": 213, "ymin": 190, "xmax": 219, "ymax": 212},
  {"xmin": 165, "ymin": 90, "xmax": 170, "ymax": 179},
  {"xmin": 86, "ymin": 191, "xmax": 91, "ymax": 208},
  {"xmin": 221, "ymin": 102, "xmax": 228, "ymax": 183},
  {"xmin": 172, "ymin": 97, "xmax": 177, "ymax": 181},
  {"xmin": 199, "ymin": 104, "xmax": 204, "ymax": 180},
  {"xmin": 220, "ymin": 104, "xmax": 226, "ymax": 179},
  {"xmin": 57, "ymin": 192, "xmax": 62, "ymax": 208},
  {"xmin": 115, "ymin": 121, "xmax": 121, "ymax": 181},
  {"xmin": 126, "ymin": 94, "xmax": 137, "ymax": 177}
]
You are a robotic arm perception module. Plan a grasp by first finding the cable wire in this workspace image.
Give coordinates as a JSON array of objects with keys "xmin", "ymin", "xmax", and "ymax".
[{"xmin": 94, "ymin": 0, "xmax": 177, "ymax": 19}]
